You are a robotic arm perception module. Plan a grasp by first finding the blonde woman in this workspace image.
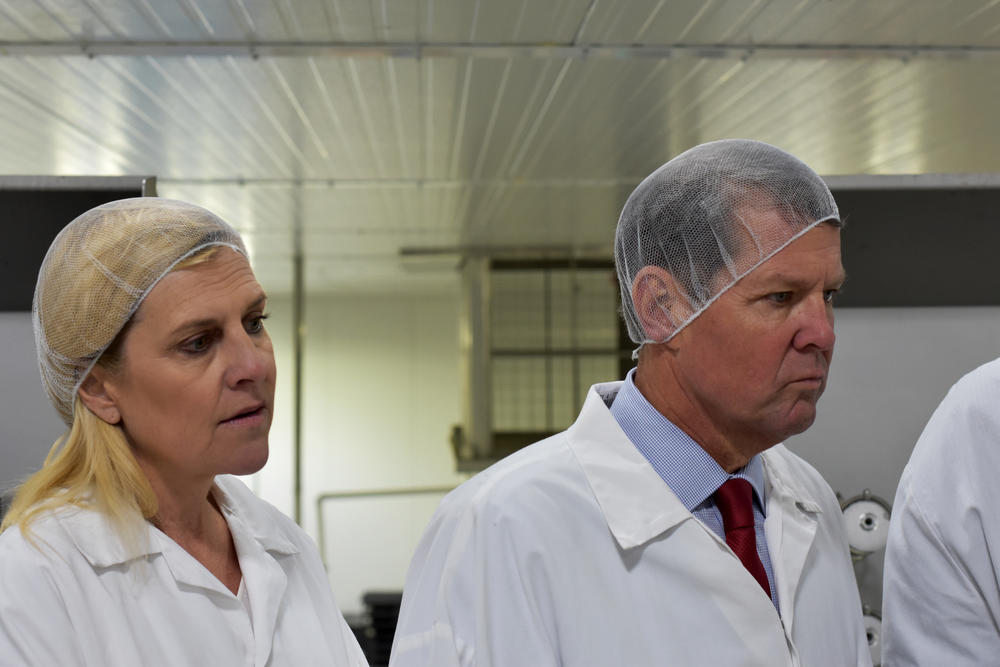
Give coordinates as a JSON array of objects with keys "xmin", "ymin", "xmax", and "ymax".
[{"xmin": 0, "ymin": 199, "xmax": 368, "ymax": 666}]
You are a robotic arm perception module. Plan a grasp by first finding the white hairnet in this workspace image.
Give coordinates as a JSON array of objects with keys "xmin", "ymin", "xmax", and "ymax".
[
  {"xmin": 33, "ymin": 197, "xmax": 246, "ymax": 425},
  {"xmin": 615, "ymin": 139, "xmax": 839, "ymax": 349}
]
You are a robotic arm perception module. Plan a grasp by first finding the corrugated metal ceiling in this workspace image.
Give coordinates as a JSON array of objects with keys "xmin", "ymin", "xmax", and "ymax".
[{"xmin": 2, "ymin": 0, "xmax": 1000, "ymax": 292}]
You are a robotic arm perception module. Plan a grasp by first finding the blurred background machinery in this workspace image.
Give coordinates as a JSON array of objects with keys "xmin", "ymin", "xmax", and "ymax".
[{"xmin": 841, "ymin": 489, "xmax": 893, "ymax": 667}]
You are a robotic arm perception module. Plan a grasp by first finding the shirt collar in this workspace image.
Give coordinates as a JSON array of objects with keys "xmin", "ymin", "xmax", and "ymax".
[
  {"xmin": 609, "ymin": 369, "xmax": 767, "ymax": 513},
  {"xmin": 569, "ymin": 382, "xmax": 823, "ymax": 551}
]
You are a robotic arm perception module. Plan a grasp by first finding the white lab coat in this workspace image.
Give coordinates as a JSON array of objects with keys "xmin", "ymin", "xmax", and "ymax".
[
  {"xmin": 0, "ymin": 475, "xmax": 368, "ymax": 667},
  {"xmin": 391, "ymin": 382, "xmax": 870, "ymax": 667},
  {"xmin": 882, "ymin": 357, "xmax": 1000, "ymax": 665}
]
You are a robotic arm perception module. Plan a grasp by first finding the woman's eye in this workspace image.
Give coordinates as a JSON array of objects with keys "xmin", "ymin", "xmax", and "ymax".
[{"xmin": 182, "ymin": 335, "xmax": 211, "ymax": 354}]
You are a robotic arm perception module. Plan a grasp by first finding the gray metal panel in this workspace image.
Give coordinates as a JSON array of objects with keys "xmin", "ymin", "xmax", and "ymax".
[
  {"xmin": 0, "ymin": 175, "xmax": 150, "ymax": 310},
  {"xmin": 832, "ymin": 186, "xmax": 1000, "ymax": 307}
]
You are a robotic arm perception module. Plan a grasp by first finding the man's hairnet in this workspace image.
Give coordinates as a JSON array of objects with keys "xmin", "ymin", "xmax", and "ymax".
[
  {"xmin": 614, "ymin": 138, "xmax": 839, "ymax": 349},
  {"xmin": 33, "ymin": 197, "xmax": 246, "ymax": 425}
]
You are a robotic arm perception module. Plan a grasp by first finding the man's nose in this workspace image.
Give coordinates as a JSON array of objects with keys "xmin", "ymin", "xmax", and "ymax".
[{"xmin": 793, "ymin": 296, "xmax": 836, "ymax": 352}]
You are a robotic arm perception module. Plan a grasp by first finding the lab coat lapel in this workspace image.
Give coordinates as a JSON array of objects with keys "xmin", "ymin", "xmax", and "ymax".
[
  {"xmin": 226, "ymin": 509, "xmax": 289, "ymax": 666},
  {"xmin": 152, "ymin": 529, "xmax": 235, "ymax": 596},
  {"xmin": 212, "ymin": 482, "xmax": 298, "ymax": 666},
  {"xmin": 761, "ymin": 446, "xmax": 821, "ymax": 639},
  {"xmin": 566, "ymin": 383, "xmax": 693, "ymax": 550}
]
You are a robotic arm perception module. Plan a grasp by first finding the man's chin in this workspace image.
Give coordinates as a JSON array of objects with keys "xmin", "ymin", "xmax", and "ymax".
[
  {"xmin": 776, "ymin": 401, "xmax": 819, "ymax": 441},
  {"xmin": 738, "ymin": 406, "xmax": 818, "ymax": 455}
]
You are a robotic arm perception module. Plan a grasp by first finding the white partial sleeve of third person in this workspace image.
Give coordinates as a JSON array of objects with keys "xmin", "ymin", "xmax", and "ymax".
[{"xmin": 882, "ymin": 466, "xmax": 1000, "ymax": 665}]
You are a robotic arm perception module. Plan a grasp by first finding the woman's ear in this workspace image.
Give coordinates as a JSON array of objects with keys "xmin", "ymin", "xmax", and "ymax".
[
  {"xmin": 77, "ymin": 367, "xmax": 122, "ymax": 425},
  {"xmin": 631, "ymin": 266, "xmax": 692, "ymax": 342}
]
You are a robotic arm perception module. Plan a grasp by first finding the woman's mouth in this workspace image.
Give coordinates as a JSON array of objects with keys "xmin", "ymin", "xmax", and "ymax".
[{"xmin": 220, "ymin": 405, "xmax": 266, "ymax": 426}]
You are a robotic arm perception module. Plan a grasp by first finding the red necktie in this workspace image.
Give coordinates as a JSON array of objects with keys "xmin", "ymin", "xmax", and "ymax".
[{"xmin": 714, "ymin": 478, "xmax": 771, "ymax": 598}]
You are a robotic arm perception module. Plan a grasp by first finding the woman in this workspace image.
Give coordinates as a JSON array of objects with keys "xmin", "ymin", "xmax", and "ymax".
[{"xmin": 0, "ymin": 198, "xmax": 368, "ymax": 666}]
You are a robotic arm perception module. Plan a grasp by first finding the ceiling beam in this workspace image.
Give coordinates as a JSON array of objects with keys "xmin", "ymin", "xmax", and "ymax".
[
  {"xmin": 161, "ymin": 177, "xmax": 642, "ymax": 188},
  {"xmin": 0, "ymin": 40, "xmax": 997, "ymax": 61},
  {"xmin": 162, "ymin": 174, "xmax": 1000, "ymax": 189}
]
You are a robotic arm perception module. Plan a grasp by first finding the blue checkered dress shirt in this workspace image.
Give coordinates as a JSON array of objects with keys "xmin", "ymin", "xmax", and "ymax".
[{"xmin": 609, "ymin": 370, "xmax": 780, "ymax": 610}]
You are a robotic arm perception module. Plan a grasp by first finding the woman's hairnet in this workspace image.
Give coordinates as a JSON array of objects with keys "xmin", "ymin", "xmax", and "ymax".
[
  {"xmin": 614, "ymin": 138, "xmax": 839, "ymax": 348},
  {"xmin": 33, "ymin": 197, "xmax": 246, "ymax": 425}
]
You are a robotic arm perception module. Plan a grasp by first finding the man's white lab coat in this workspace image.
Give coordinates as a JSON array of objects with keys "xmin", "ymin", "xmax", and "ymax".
[
  {"xmin": 883, "ymin": 357, "xmax": 1000, "ymax": 665},
  {"xmin": 0, "ymin": 475, "xmax": 368, "ymax": 666},
  {"xmin": 391, "ymin": 382, "xmax": 870, "ymax": 667}
]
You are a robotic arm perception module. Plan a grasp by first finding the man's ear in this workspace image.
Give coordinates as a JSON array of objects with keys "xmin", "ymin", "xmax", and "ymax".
[
  {"xmin": 631, "ymin": 266, "xmax": 693, "ymax": 342},
  {"xmin": 77, "ymin": 366, "xmax": 122, "ymax": 425}
]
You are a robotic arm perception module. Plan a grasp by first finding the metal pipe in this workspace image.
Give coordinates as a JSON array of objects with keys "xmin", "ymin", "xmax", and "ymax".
[
  {"xmin": 316, "ymin": 486, "xmax": 455, "ymax": 570},
  {"xmin": 161, "ymin": 176, "xmax": 640, "ymax": 188},
  {"xmin": 292, "ymin": 194, "xmax": 305, "ymax": 525},
  {"xmin": 569, "ymin": 259, "xmax": 580, "ymax": 413},
  {"xmin": 156, "ymin": 174, "xmax": 1000, "ymax": 190},
  {"xmin": 1, "ymin": 40, "xmax": 997, "ymax": 62},
  {"xmin": 543, "ymin": 269, "xmax": 553, "ymax": 431}
]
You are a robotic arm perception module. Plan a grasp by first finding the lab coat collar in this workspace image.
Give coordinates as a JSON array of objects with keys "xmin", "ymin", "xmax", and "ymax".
[
  {"xmin": 567, "ymin": 382, "xmax": 694, "ymax": 550},
  {"xmin": 759, "ymin": 447, "xmax": 823, "ymax": 515},
  {"xmin": 211, "ymin": 477, "xmax": 299, "ymax": 557},
  {"xmin": 567, "ymin": 382, "xmax": 823, "ymax": 551},
  {"xmin": 55, "ymin": 502, "xmax": 161, "ymax": 568},
  {"xmin": 56, "ymin": 477, "xmax": 299, "ymax": 569}
]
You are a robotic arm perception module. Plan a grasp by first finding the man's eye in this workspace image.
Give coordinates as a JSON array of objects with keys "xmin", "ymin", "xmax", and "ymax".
[
  {"xmin": 767, "ymin": 292, "xmax": 791, "ymax": 304},
  {"xmin": 246, "ymin": 313, "xmax": 269, "ymax": 334},
  {"xmin": 823, "ymin": 289, "xmax": 838, "ymax": 303}
]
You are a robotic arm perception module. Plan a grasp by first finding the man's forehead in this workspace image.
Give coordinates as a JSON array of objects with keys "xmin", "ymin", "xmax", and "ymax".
[{"xmin": 739, "ymin": 225, "xmax": 844, "ymax": 285}]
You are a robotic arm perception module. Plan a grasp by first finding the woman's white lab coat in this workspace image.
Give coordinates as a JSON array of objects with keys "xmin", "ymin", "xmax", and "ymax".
[
  {"xmin": 0, "ymin": 475, "xmax": 368, "ymax": 667},
  {"xmin": 883, "ymin": 357, "xmax": 1000, "ymax": 665},
  {"xmin": 391, "ymin": 382, "xmax": 870, "ymax": 667}
]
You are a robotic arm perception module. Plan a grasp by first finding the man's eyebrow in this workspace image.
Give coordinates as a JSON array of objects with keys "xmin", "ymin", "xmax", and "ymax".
[{"xmin": 754, "ymin": 271, "xmax": 848, "ymax": 288}]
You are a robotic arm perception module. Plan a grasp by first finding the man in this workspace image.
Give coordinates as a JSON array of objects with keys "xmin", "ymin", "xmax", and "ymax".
[
  {"xmin": 882, "ymin": 358, "xmax": 1000, "ymax": 665},
  {"xmin": 390, "ymin": 139, "xmax": 870, "ymax": 666}
]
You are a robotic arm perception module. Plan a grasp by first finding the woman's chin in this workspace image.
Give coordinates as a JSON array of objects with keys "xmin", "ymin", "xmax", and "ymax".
[{"xmin": 227, "ymin": 444, "xmax": 270, "ymax": 477}]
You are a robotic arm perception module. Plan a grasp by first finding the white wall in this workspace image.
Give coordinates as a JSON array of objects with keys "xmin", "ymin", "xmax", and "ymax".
[
  {"xmin": 292, "ymin": 289, "xmax": 467, "ymax": 615},
  {"xmin": 0, "ymin": 312, "xmax": 66, "ymax": 495},
  {"xmin": 243, "ymin": 294, "xmax": 296, "ymax": 518},
  {"xmin": 790, "ymin": 307, "xmax": 1000, "ymax": 502},
  {"xmin": 786, "ymin": 306, "xmax": 1000, "ymax": 611}
]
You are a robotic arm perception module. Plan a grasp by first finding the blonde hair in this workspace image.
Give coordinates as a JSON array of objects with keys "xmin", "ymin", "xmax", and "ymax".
[
  {"xmin": 2, "ymin": 244, "xmax": 227, "ymax": 547},
  {"xmin": 0, "ymin": 398, "xmax": 156, "ymax": 546}
]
